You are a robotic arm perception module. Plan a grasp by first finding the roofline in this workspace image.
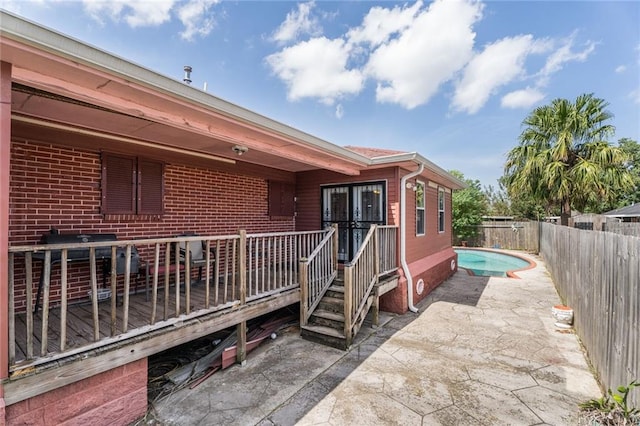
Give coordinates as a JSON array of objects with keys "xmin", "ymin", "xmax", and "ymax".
[
  {"xmin": 0, "ymin": 10, "xmax": 370, "ymax": 166},
  {"xmin": 369, "ymin": 152, "xmax": 466, "ymax": 189}
]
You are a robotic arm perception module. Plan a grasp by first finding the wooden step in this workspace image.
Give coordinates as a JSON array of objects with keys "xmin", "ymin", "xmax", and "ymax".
[
  {"xmin": 300, "ymin": 324, "xmax": 348, "ymax": 350},
  {"xmin": 375, "ymin": 274, "xmax": 400, "ymax": 296},
  {"xmin": 325, "ymin": 285, "xmax": 344, "ymax": 299},
  {"xmin": 318, "ymin": 296, "xmax": 344, "ymax": 313},
  {"xmin": 308, "ymin": 308, "xmax": 345, "ymax": 330}
]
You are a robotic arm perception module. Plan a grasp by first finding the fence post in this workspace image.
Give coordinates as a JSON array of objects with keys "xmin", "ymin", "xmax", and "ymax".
[
  {"xmin": 239, "ymin": 230, "xmax": 247, "ymax": 305},
  {"xmin": 343, "ymin": 264, "xmax": 353, "ymax": 347},
  {"xmin": 299, "ymin": 259, "xmax": 308, "ymax": 325}
]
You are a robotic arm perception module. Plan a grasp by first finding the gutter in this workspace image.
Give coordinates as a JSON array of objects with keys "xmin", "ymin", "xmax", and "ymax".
[
  {"xmin": 370, "ymin": 152, "xmax": 466, "ymax": 189},
  {"xmin": 400, "ymin": 161, "xmax": 424, "ymax": 313}
]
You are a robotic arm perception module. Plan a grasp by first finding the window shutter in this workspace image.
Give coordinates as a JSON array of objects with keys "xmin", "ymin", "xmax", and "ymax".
[
  {"xmin": 269, "ymin": 181, "xmax": 295, "ymax": 216},
  {"xmin": 102, "ymin": 153, "xmax": 135, "ymax": 214},
  {"xmin": 138, "ymin": 159, "xmax": 164, "ymax": 214}
]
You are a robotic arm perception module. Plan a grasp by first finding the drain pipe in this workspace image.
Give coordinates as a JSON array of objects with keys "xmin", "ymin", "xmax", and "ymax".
[{"xmin": 400, "ymin": 162, "xmax": 424, "ymax": 313}]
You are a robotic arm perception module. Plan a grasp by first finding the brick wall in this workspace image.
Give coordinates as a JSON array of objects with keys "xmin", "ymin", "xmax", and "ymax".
[
  {"xmin": 9, "ymin": 140, "xmax": 296, "ymax": 309},
  {"xmin": 405, "ymin": 184, "xmax": 453, "ymax": 263},
  {"xmin": 296, "ymin": 168, "xmax": 398, "ymax": 231},
  {"xmin": 5, "ymin": 358, "xmax": 147, "ymax": 426}
]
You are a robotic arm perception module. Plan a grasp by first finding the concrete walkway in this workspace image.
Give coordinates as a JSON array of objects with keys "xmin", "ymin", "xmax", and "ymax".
[{"xmin": 148, "ymin": 253, "xmax": 601, "ymax": 425}]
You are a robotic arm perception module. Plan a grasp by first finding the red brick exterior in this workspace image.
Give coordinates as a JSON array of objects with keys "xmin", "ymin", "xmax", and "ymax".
[
  {"xmin": 5, "ymin": 358, "xmax": 147, "ymax": 426},
  {"xmin": 9, "ymin": 140, "xmax": 295, "ymax": 310},
  {"xmin": 297, "ymin": 167, "xmax": 457, "ymax": 314}
]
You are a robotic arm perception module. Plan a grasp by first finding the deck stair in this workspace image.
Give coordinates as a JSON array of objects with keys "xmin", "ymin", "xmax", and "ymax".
[{"xmin": 301, "ymin": 272, "xmax": 399, "ymax": 350}]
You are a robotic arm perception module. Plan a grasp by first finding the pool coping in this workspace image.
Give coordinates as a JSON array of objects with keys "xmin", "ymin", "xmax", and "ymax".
[{"xmin": 454, "ymin": 247, "xmax": 537, "ymax": 279}]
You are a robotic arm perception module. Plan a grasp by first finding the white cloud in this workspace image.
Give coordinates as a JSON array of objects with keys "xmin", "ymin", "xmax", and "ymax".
[
  {"xmin": 177, "ymin": 0, "xmax": 219, "ymax": 41},
  {"xmin": 82, "ymin": 0, "xmax": 175, "ymax": 27},
  {"xmin": 266, "ymin": 37, "xmax": 364, "ymax": 105},
  {"xmin": 335, "ymin": 104, "xmax": 344, "ymax": 119},
  {"xmin": 501, "ymin": 87, "xmax": 545, "ymax": 109},
  {"xmin": 615, "ymin": 65, "xmax": 627, "ymax": 74},
  {"xmin": 538, "ymin": 32, "xmax": 596, "ymax": 86},
  {"xmin": 346, "ymin": 1, "xmax": 422, "ymax": 48},
  {"xmin": 79, "ymin": 0, "xmax": 216, "ymax": 39},
  {"xmin": 271, "ymin": 1, "xmax": 322, "ymax": 44},
  {"xmin": 365, "ymin": 0, "xmax": 484, "ymax": 109},
  {"xmin": 1, "ymin": 0, "xmax": 47, "ymax": 14},
  {"xmin": 453, "ymin": 35, "xmax": 539, "ymax": 114}
]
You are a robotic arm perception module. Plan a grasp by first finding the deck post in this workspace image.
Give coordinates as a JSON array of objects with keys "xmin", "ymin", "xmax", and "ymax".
[
  {"xmin": 239, "ymin": 230, "xmax": 247, "ymax": 305},
  {"xmin": 373, "ymin": 225, "xmax": 380, "ymax": 280},
  {"xmin": 343, "ymin": 264, "xmax": 353, "ymax": 347},
  {"xmin": 299, "ymin": 259, "xmax": 308, "ymax": 325},
  {"xmin": 0, "ymin": 61, "xmax": 11, "ymax": 398},
  {"xmin": 236, "ymin": 320, "xmax": 247, "ymax": 366},
  {"xmin": 331, "ymin": 223, "xmax": 338, "ymax": 267}
]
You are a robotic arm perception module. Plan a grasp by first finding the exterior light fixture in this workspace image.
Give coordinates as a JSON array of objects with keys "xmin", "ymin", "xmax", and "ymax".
[{"xmin": 232, "ymin": 145, "xmax": 249, "ymax": 155}]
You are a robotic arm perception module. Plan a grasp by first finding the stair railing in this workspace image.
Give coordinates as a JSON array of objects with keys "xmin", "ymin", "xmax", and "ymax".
[
  {"xmin": 343, "ymin": 225, "xmax": 398, "ymax": 346},
  {"xmin": 343, "ymin": 225, "xmax": 377, "ymax": 347},
  {"xmin": 299, "ymin": 224, "xmax": 338, "ymax": 325},
  {"xmin": 376, "ymin": 225, "xmax": 399, "ymax": 277}
]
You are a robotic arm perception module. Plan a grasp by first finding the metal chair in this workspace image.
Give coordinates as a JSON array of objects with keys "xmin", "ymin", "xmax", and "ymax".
[{"xmin": 178, "ymin": 235, "xmax": 209, "ymax": 282}]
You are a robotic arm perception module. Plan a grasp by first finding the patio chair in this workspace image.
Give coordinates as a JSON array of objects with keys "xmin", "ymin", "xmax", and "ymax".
[{"xmin": 178, "ymin": 234, "xmax": 209, "ymax": 283}]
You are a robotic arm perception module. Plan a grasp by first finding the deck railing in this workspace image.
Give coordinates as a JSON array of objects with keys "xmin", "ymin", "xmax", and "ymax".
[
  {"xmin": 298, "ymin": 225, "xmax": 338, "ymax": 325},
  {"xmin": 7, "ymin": 228, "xmax": 330, "ymax": 371},
  {"xmin": 343, "ymin": 225, "xmax": 398, "ymax": 346}
]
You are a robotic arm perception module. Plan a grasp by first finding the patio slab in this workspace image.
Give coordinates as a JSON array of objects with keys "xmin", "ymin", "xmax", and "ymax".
[{"xmin": 145, "ymin": 253, "xmax": 601, "ymax": 425}]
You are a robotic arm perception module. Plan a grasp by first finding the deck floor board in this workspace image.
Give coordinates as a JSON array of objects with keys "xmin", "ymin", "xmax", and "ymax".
[{"xmin": 12, "ymin": 280, "xmax": 245, "ymax": 364}]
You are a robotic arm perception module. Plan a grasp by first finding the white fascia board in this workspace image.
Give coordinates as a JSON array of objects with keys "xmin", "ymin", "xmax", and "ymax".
[
  {"xmin": 369, "ymin": 152, "xmax": 466, "ymax": 189},
  {"xmin": 0, "ymin": 10, "xmax": 369, "ymax": 166}
]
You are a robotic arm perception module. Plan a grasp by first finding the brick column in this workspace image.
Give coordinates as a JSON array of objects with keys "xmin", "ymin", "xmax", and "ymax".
[{"xmin": 0, "ymin": 61, "xmax": 12, "ymax": 409}]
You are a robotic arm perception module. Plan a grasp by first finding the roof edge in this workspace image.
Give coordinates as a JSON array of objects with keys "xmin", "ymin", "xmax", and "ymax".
[
  {"xmin": 0, "ymin": 10, "xmax": 370, "ymax": 166},
  {"xmin": 369, "ymin": 152, "xmax": 466, "ymax": 189}
]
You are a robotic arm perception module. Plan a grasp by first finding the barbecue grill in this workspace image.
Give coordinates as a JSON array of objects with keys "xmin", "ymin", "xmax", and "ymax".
[{"xmin": 33, "ymin": 231, "xmax": 140, "ymax": 312}]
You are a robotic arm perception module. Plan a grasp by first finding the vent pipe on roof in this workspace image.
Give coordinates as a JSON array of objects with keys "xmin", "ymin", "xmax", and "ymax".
[{"xmin": 183, "ymin": 66, "xmax": 192, "ymax": 84}]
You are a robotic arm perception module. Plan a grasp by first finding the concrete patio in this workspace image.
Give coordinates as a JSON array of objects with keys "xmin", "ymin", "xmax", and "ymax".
[{"xmin": 146, "ymin": 252, "xmax": 601, "ymax": 425}]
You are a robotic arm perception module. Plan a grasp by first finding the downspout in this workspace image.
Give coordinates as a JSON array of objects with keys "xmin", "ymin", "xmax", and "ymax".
[{"xmin": 400, "ymin": 162, "xmax": 424, "ymax": 313}]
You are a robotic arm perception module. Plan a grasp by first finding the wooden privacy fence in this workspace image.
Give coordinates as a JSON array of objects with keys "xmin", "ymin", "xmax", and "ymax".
[
  {"xmin": 540, "ymin": 223, "xmax": 639, "ymax": 407},
  {"xmin": 471, "ymin": 221, "xmax": 539, "ymax": 252},
  {"xmin": 603, "ymin": 222, "xmax": 640, "ymax": 238}
]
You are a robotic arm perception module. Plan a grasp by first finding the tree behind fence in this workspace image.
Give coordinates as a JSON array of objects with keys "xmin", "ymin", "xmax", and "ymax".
[{"xmin": 540, "ymin": 222, "xmax": 639, "ymax": 407}]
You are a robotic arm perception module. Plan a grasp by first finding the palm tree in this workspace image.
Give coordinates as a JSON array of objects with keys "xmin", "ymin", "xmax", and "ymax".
[{"xmin": 504, "ymin": 93, "xmax": 633, "ymax": 226}]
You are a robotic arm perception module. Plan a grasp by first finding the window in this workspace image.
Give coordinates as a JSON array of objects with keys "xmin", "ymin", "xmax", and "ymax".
[
  {"xmin": 269, "ymin": 181, "xmax": 295, "ymax": 216},
  {"xmin": 438, "ymin": 187, "xmax": 445, "ymax": 233},
  {"xmin": 416, "ymin": 181, "xmax": 425, "ymax": 235},
  {"xmin": 101, "ymin": 153, "xmax": 164, "ymax": 215}
]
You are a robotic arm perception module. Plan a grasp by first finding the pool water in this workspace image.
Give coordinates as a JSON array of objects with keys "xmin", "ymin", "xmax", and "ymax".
[{"xmin": 454, "ymin": 249, "xmax": 531, "ymax": 277}]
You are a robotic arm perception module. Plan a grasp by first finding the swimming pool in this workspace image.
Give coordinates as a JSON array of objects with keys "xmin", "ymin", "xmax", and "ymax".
[{"xmin": 454, "ymin": 248, "xmax": 533, "ymax": 277}]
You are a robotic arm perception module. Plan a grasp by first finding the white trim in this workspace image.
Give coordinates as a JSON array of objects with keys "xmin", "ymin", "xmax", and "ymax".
[
  {"xmin": 416, "ymin": 180, "xmax": 425, "ymax": 236},
  {"xmin": 438, "ymin": 187, "xmax": 445, "ymax": 234}
]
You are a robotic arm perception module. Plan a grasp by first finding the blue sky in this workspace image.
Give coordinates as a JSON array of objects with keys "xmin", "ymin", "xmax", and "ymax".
[{"xmin": 3, "ymin": 0, "xmax": 639, "ymax": 188}]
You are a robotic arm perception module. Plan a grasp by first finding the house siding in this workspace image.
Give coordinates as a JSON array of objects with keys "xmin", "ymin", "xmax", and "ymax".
[
  {"xmin": 9, "ymin": 139, "xmax": 296, "ymax": 310},
  {"xmin": 5, "ymin": 358, "xmax": 147, "ymax": 426}
]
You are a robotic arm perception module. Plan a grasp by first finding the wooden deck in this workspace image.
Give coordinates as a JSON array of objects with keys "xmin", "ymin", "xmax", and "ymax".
[{"xmin": 11, "ymin": 277, "xmax": 299, "ymax": 368}]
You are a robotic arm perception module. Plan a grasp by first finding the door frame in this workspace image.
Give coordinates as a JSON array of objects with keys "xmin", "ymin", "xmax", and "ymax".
[{"xmin": 320, "ymin": 180, "xmax": 387, "ymax": 262}]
